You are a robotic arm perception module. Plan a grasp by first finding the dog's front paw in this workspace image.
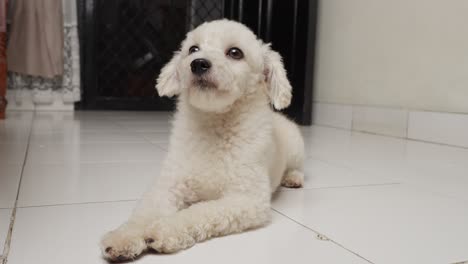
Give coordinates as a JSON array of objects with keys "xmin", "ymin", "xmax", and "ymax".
[
  {"xmin": 100, "ymin": 227, "xmax": 147, "ymax": 262},
  {"xmin": 144, "ymin": 219, "xmax": 196, "ymax": 253}
]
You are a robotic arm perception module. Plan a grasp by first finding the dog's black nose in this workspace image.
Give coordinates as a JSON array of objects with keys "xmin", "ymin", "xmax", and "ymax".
[{"xmin": 190, "ymin": 59, "xmax": 211, "ymax": 75}]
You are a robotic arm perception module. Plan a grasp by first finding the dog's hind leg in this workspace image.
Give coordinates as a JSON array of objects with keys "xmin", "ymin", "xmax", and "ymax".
[
  {"xmin": 275, "ymin": 115, "xmax": 305, "ymax": 189},
  {"xmin": 281, "ymin": 137, "xmax": 304, "ymax": 188},
  {"xmin": 281, "ymin": 169, "xmax": 304, "ymax": 188}
]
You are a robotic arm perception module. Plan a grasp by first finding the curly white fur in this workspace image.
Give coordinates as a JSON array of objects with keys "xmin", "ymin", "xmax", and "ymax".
[{"xmin": 101, "ymin": 19, "xmax": 305, "ymax": 262}]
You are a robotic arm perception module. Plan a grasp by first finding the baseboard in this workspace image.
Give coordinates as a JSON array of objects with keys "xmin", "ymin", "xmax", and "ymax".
[
  {"xmin": 5, "ymin": 90, "xmax": 74, "ymax": 111},
  {"xmin": 312, "ymin": 102, "xmax": 468, "ymax": 148}
]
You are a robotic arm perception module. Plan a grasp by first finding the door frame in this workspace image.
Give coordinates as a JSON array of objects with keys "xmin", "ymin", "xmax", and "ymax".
[{"xmin": 77, "ymin": 0, "xmax": 317, "ymax": 125}]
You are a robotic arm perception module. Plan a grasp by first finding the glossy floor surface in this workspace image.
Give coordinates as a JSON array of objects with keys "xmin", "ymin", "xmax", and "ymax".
[{"xmin": 1, "ymin": 111, "xmax": 467, "ymax": 264}]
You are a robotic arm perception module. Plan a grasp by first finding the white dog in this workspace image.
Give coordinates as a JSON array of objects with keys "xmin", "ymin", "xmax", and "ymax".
[{"xmin": 101, "ymin": 19, "xmax": 305, "ymax": 262}]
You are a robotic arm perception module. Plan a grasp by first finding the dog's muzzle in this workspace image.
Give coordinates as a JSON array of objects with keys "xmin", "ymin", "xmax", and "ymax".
[{"xmin": 191, "ymin": 58, "xmax": 211, "ymax": 76}]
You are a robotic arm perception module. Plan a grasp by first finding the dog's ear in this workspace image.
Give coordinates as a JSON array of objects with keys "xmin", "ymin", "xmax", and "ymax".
[
  {"xmin": 262, "ymin": 44, "xmax": 292, "ymax": 110},
  {"xmin": 156, "ymin": 51, "xmax": 182, "ymax": 97}
]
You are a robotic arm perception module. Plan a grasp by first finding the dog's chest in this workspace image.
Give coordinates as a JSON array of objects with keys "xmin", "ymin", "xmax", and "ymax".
[{"xmin": 170, "ymin": 128, "xmax": 261, "ymax": 196}]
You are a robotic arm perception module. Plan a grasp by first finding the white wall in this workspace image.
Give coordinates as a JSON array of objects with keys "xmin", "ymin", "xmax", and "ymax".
[{"xmin": 314, "ymin": 0, "xmax": 468, "ymax": 113}]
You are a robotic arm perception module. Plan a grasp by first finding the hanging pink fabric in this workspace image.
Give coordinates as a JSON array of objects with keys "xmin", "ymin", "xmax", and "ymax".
[{"xmin": 7, "ymin": 0, "xmax": 64, "ymax": 78}]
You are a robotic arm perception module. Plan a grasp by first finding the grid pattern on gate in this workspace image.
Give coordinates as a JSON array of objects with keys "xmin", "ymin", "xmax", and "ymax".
[
  {"xmin": 94, "ymin": 0, "xmax": 224, "ymax": 98},
  {"xmin": 190, "ymin": 0, "xmax": 224, "ymax": 29}
]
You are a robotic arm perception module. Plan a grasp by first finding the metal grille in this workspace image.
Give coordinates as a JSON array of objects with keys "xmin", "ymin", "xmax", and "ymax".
[
  {"xmin": 190, "ymin": 0, "xmax": 224, "ymax": 29},
  {"xmin": 94, "ymin": 0, "xmax": 224, "ymax": 99}
]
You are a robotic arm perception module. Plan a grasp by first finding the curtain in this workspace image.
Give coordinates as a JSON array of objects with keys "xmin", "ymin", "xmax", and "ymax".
[
  {"xmin": 7, "ymin": 0, "xmax": 81, "ymax": 105},
  {"xmin": 0, "ymin": 0, "xmax": 6, "ymax": 117}
]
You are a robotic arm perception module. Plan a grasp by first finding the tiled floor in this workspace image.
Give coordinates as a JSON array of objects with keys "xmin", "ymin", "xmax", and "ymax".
[{"xmin": 1, "ymin": 111, "xmax": 467, "ymax": 264}]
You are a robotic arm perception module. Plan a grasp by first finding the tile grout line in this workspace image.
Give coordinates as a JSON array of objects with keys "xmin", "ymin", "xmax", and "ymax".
[
  {"xmin": 112, "ymin": 119, "xmax": 170, "ymax": 151},
  {"xmin": 271, "ymin": 208, "xmax": 375, "ymax": 264},
  {"xmin": 16, "ymin": 199, "xmax": 138, "ymax": 209},
  {"xmin": 304, "ymin": 155, "xmax": 401, "ymax": 181},
  {"xmin": 405, "ymin": 109, "xmax": 410, "ymax": 138},
  {"xmin": 279, "ymin": 182, "xmax": 401, "ymax": 192},
  {"xmin": 1, "ymin": 113, "xmax": 35, "ymax": 263}
]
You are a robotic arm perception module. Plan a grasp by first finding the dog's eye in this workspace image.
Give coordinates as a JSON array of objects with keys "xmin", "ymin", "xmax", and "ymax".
[
  {"xmin": 226, "ymin": 47, "xmax": 244, "ymax": 60},
  {"xmin": 189, "ymin": 46, "xmax": 200, "ymax": 54}
]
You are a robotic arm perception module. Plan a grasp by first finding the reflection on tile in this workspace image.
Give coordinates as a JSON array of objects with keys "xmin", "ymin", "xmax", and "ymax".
[
  {"xmin": 0, "ymin": 144, "xmax": 27, "ymax": 165},
  {"xmin": 29, "ymin": 131, "xmax": 146, "ymax": 145},
  {"xmin": 273, "ymin": 185, "xmax": 468, "ymax": 264},
  {"xmin": 18, "ymin": 162, "xmax": 162, "ymax": 207},
  {"xmin": 8, "ymin": 202, "xmax": 368, "ymax": 264},
  {"xmin": 26, "ymin": 143, "xmax": 166, "ymax": 164},
  {"xmin": 116, "ymin": 120, "xmax": 171, "ymax": 132},
  {"xmin": 136, "ymin": 132, "xmax": 170, "ymax": 143},
  {"xmin": 0, "ymin": 165, "xmax": 22, "ymax": 208},
  {"xmin": 3, "ymin": 111, "xmax": 468, "ymax": 264}
]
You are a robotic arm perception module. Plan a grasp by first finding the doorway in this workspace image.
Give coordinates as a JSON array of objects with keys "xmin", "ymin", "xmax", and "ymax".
[{"xmin": 78, "ymin": 0, "xmax": 317, "ymax": 125}]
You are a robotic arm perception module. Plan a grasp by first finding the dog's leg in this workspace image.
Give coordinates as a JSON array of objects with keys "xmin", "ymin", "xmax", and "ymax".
[
  {"xmin": 144, "ymin": 194, "xmax": 271, "ymax": 253},
  {"xmin": 281, "ymin": 169, "xmax": 304, "ymax": 188},
  {"xmin": 277, "ymin": 115, "xmax": 305, "ymax": 189},
  {"xmin": 101, "ymin": 185, "xmax": 185, "ymax": 262}
]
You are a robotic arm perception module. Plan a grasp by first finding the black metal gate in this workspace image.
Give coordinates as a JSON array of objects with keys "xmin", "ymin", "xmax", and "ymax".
[{"xmin": 78, "ymin": 0, "xmax": 317, "ymax": 125}]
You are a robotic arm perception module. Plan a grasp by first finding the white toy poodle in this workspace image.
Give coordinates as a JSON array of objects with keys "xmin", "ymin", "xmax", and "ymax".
[{"xmin": 101, "ymin": 19, "xmax": 305, "ymax": 262}]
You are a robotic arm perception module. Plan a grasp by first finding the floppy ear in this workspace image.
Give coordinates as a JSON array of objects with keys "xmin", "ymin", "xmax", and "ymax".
[
  {"xmin": 156, "ymin": 51, "xmax": 182, "ymax": 97},
  {"xmin": 262, "ymin": 44, "xmax": 292, "ymax": 110}
]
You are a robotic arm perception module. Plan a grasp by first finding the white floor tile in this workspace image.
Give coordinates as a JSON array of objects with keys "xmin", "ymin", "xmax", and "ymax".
[
  {"xmin": 3, "ymin": 111, "xmax": 35, "ymax": 120},
  {"xmin": 0, "ymin": 115, "xmax": 32, "ymax": 143},
  {"xmin": 301, "ymin": 126, "xmax": 353, "ymax": 161},
  {"xmin": 343, "ymin": 139, "xmax": 468, "ymax": 201},
  {"xmin": 295, "ymin": 158, "xmax": 397, "ymax": 190},
  {"xmin": 26, "ymin": 142, "xmax": 166, "ymax": 164},
  {"xmin": 30, "ymin": 112, "xmax": 121, "ymax": 134},
  {"xmin": 29, "ymin": 131, "xmax": 147, "ymax": 145},
  {"xmin": 2, "ymin": 111, "xmax": 468, "ymax": 263},
  {"xmin": 0, "ymin": 165, "xmax": 22, "ymax": 208},
  {"xmin": 7, "ymin": 202, "xmax": 368, "ymax": 264},
  {"xmin": 0, "ymin": 209, "xmax": 12, "ymax": 254},
  {"xmin": 352, "ymin": 105, "xmax": 408, "ymax": 137},
  {"xmin": 31, "ymin": 120, "xmax": 121, "ymax": 134},
  {"xmin": 0, "ymin": 144, "xmax": 27, "ymax": 165},
  {"xmin": 272, "ymin": 185, "xmax": 468, "ymax": 264},
  {"xmin": 152, "ymin": 141, "xmax": 169, "ymax": 151},
  {"xmin": 312, "ymin": 103, "xmax": 353, "ymax": 129},
  {"xmin": 18, "ymin": 162, "xmax": 162, "ymax": 207},
  {"xmin": 398, "ymin": 141, "xmax": 468, "ymax": 201},
  {"xmin": 0, "ymin": 130, "xmax": 30, "ymax": 144},
  {"xmin": 87, "ymin": 111, "xmax": 171, "ymax": 121},
  {"xmin": 116, "ymin": 120, "xmax": 172, "ymax": 132},
  {"xmin": 406, "ymin": 140, "xmax": 468, "ymax": 168},
  {"xmin": 304, "ymin": 126, "xmax": 408, "ymax": 171},
  {"xmin": 404, "ymin": 165, "xmax": 468, "ymax": 202},
  {"xmin": 408, "ymin": 111, "xmax": 468, "ymax": 148},
  {"xmin": 136, "ymin": 132, "xmax": 170, "ymax": 143}
]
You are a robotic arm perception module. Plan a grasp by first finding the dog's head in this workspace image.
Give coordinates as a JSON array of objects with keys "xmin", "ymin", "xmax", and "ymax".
[{"xmin": 156, "ymin": 19, "xmax": 292, "ymax": 112}]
